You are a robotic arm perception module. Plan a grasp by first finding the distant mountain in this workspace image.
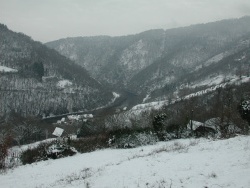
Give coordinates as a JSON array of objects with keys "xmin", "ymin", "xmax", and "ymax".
[
  {"xmin": 148, "ymin": 38, "xmax": 250, "ymax": 102},
  {"xmin": 46, "ymin": 16, "xmax": 250, "ymax": 102},
  {"xmin": 46, "ymin": 29, "xmax": 165, "ymax": 88},
  {"xmin": 0, "ymin": 24, "xmax": 113, "ymax": 117}
]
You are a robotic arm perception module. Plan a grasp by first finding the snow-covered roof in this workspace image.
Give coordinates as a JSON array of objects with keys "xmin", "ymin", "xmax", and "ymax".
[
  {"xmin": 52, "ymin": 127, "xmax": 64, "ymax": 137},
  {"xmin": 204, "ymin": 118, "xmax": 220, "ymax": 130}
]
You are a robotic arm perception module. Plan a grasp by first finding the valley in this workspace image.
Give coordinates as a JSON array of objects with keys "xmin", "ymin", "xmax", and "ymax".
[
  {"xmin": 0, "ymin": 17, "xmax": 250, "ymax": 188},
  {"xmin": 1, "ymin": 0, "xmax": 250, "ymax": 187}
]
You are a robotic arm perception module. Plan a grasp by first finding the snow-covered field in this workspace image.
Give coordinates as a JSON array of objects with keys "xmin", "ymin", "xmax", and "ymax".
[{"xmin": 1, "ymin": 135, "xmax": 250, "ymax": 188}]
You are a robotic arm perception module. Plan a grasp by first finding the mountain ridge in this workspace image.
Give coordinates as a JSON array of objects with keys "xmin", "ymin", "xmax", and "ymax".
[{"xmin": 46, "ymin": 16, "xmax": 250, "ymax": 102}]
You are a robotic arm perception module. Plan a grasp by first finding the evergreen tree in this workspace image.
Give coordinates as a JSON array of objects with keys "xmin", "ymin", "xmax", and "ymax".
[
  {"xmin": 153, "ymin": 113, "xmax": 167, "ymax": 141},
  {"xmin": 32, "ymin": 62, "xmax": 44, "ymax": 79},
  {"xmin": 77, "ymin": 120, "xmax": 94, "ymax": 138}
]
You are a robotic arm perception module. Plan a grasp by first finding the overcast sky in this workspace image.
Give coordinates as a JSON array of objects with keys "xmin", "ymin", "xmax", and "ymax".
[{"xmin": 0, "ymin": 0, "xmax": 250, "ymax": 43}]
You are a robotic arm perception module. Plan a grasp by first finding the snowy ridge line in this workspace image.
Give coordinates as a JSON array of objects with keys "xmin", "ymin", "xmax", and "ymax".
[
  {"xmin": 130, "ymin": 76, "xmax": 250, "ymax": 115},
  {"xmin": 184, "ymin": 75, "xmax": 250, "ymax": 100}
]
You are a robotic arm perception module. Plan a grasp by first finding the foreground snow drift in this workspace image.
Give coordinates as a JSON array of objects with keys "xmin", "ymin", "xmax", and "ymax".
[{"xmin": 1, "ymin": 136, "xmax": 250, "ymax": 188}]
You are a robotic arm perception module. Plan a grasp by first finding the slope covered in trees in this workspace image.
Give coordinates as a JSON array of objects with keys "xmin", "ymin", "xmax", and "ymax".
[
  {"xmin": 46, "ymin": 16, "xmax": 250, "ymax": 100},
  {"xmin": 0, "ymin": 24, "xmax": 113, "ymax": 118}
]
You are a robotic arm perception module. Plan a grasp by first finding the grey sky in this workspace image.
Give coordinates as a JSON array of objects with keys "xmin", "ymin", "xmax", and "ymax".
[{"xmin": 0, "ymin": 0, "xmax": 250, "ymax": 43}]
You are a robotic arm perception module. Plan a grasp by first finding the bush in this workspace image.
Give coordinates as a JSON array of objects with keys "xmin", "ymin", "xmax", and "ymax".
[
  {"xmin": 109, "ymin": 128, "xmax": 158, "ymax": 148},
  {"xmin": 21, "ymin": 143, "xmax": 48, "ymax": 165},
  {"xmin": 0, "ymin": 134, "xmax": 12, "ymax": 169},
  {"xmin": 153, "ymin": 113, "xmax": 167, "ymax": 141},
  {"xmin": 20, "ymin": 133, "xmax": 110, "ymax": 165},
  {"xmin": 77, "ymin": 120, "xmax": 96, "ymax": 138},
  {"xmin": 164, "ymin": 123, "xmax": 189, "ymax": 140},
  {"xmin": 21, "ymin": 140, "xmax": 77, "ymax": 165},
  {"xmin": 71, "ymin": 133, "xmax": 109, "ymax": 153},
  {"xmin": 46, "ymin": 143, "xmax": 77, "ymax": 159},
  {"xmin": 0, "ymin": 144, "xmax": 8, "ymax": 169}
]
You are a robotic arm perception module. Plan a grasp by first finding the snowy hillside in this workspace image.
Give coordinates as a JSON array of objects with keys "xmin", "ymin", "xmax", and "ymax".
[
  {"xmin": 46, "ymin": 16, "xmax": 250, "ymax": 96},
  {"xmin": 129, "ymin": 75, "xmax": 250, "ymax": 115},
  {"xmin": 1, "ymin": 136, "xmax": 250, "ymax": 188},
  {"xmin": 0, "ymin": 23, "xmax": 114, "ymax": 117}
]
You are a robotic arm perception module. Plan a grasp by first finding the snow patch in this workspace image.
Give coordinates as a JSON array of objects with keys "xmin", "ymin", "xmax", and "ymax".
[
  {"xmin": 142, "ymin": 94, "xmax": 151, "ymax": 103},
  {"xmin": 205, "ymin": 53, "xmax": 225, "ymax": 64},
  {"xmin": 187, "ymin": 120, "xmax": 203, "ymax": 130},
  {"xmin": 57, "ymin": 80, "xmax": 73, "ymax": 88},
  {"xmin": 68, "ymin": 115, "xmax": 81, "ymax": 121},
  {"xmin": 191, "ymin": 75, "xmax": 225, "ymax": 88},
  {"xmin": 112, "ymin": 92, "xmax": 120, "ymax": 99},
  {"xmin": 0, "ymin": 65, "xmax": 18, "ymax": 73},
  {"xmin": 69, "ymin": 53, "xmax": 78, "ymax": 61}
]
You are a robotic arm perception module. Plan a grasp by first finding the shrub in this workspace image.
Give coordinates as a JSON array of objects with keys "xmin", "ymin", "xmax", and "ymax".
[
  {"xmin": 0, "ymin": 143, "xmax": 8, "ymax": 169},
  {"xmin": 109, "ymin": 128, "xmax": 158, "ymax": 148},
  {"xmin": 77, "ymin": 120, "xmax": 96, "ymax": 138},
  {"xmin": 20, "ymin": 140, "xmax": 77, "ymax": 165},
  {"xmin": 0, "ymin": 134, "xmax": 12, "ymax": 169},
  {"xmin": 46, "ymin": 143, "xmax": 77, "ymax": 159},
  {"xmin": 21, "ymin": 142, "xmax": 48, "ymax": 165},
  {"xmin": 153, "ymin": 113, "xmax": 167, "ymax": 141},
  {"xmin": 164, "ymin": 123, "xmax": 189, "ymax": 140},
  {"xmin": 71, "ymin": 133, "xmax": 109, "ymax": 153}
]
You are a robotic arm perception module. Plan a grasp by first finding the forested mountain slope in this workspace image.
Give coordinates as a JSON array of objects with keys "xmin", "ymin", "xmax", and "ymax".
[
  {"xmin": 46, "ymin": 16, "xmax": 250, "ymax": 100},
  {"xmin": 46, "ymin": 29, "xmax": 165, "ymax": 87},
  {"xmin": 0, "ymin": 24, "xmax": 113, "ymax": 117},
  {"xmin": 145, "ymin": 32, "xmax": 250, "ymax": 102}
]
